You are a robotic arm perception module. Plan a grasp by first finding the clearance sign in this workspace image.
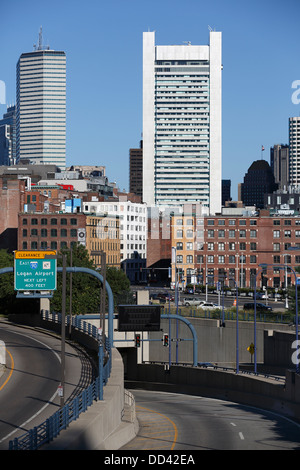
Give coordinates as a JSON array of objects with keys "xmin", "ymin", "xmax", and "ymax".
[{"xmin": 14, "ymin": 251, "xmax": 57, "ymax": 291}]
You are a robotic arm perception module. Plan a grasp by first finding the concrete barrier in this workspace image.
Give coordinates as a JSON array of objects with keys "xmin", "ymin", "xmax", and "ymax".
[
  {"xmin": 126, "ymin": 363, "xmax": 300, "ymax": 424},
  {"xmin": 0, "ymin": 340, "xmax": 5, "ymax": 365},
  {"xmin": 41, "ymin": 348, "xmax": 138, "ymax": 450}
]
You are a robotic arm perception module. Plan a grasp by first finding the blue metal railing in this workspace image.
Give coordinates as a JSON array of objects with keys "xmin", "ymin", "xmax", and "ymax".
[{"xmin": 9, "ymin": 312, "xmax": 110, "ymax": 450}]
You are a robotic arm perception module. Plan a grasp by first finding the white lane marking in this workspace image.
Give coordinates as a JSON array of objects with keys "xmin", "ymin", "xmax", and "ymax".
[
  {"xmin": 230, "ymin": 422, "xmax": 237, "ymax": 426},
  {"xmin": 239, "ymin": 432, "xmax": 245, "ymax": 440},
  {"xmin": 0, "ymin": 328, "xmax": 61, "ymax": 444}
]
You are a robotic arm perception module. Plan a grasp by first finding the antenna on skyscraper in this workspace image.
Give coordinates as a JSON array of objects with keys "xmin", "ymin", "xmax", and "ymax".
[{"xmin": 38, "ymin": 26, "xmax": 43, "ymax": 50}]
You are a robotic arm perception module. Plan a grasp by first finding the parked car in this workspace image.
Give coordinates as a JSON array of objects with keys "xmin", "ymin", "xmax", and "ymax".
[
  {"xmin": 243, "ymin": 302, "xmax": 273, "ymax": 312},
  {"xmin": 183, "ymin": 297, "xmax": 203, "ymax": 306},
  {"xmin": 197, "ymin": 302, "xmax": 222, "ymax": 310},
  {"xmin": 155, "ymin": 292, "xmax": 174, "ymax": 302}
]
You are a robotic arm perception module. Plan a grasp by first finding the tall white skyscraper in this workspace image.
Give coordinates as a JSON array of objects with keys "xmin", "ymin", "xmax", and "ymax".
[
  {"xmin": 143, "ymin": 30, "xmax": 222, "ymax": 214},
  {"xmin": 289, "ymin": 117, "xmax": 300, "ymax": 186},
  {"xmin": 16, "ymin": 29, "xmax": 66, "ymax": 169}
]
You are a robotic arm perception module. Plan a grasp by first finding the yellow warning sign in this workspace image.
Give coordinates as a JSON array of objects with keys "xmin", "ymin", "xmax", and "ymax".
[
  {"xmin": 247, "ymin": 342, "xmax": 255, "ymax": 355},
  {"xmin": 14, "ymin": 251, "xmax": 56, "ymax": 259}
]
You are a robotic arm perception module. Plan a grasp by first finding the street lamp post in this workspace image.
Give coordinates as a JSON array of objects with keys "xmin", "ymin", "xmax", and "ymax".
[{"xmin": 230, "ymin": 277, "xmax": 239, "ymax": 373}]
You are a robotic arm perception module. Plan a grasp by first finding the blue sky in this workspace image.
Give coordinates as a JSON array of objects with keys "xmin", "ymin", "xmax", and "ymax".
[{"xmin": 1, "ymin": 0, "xmax": 300, "ymax": 200}]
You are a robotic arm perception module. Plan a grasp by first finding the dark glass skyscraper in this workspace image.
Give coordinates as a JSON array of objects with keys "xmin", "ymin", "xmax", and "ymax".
[{"xmin": 241, "ymin": 160, "xmax": 278, "ymax": 209}]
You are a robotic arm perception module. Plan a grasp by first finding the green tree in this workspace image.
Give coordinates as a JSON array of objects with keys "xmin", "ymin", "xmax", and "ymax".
[
  {"xmin": 50, "ymin": 243, "xmax": 101, "ymax": 315},
  {"xmin": 106, "ymin": 266, "xmax": 135, "ymax": 306}
]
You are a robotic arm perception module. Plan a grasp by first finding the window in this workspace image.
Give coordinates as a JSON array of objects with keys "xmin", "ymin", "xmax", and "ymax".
[
  {"xmin": 22, "ymin": 229, "xmax": 27, "ymax": 237},
  {"xmin": 186, "ymin": 242, "xmax": 193, "ymax": 250},
  {"xmin": 229, "ymin": 230, "xmax": 235, "ymax": 238},
  {"xmin": 239, "ymin": 219, "xmax": 246, "ymax": 225},
  {"xmin": 186, "ymin": 219, "xmax": 193, "ymax": 226},
  {"xmin": 51, "ymin": 241, "xmax": 57, "ymax": 249},
  {"xmin": 208, "ymin": 230, "xmax": 214, "ymax": 238},
  {"xmin": 239, "ymin": 230, "xmax": 246, "ymax": 238},
  {"xmin": 250, "ymin": 220, "xmax": 257, "ymax": 225},
  {"xmin": 61, "ymin": 229, "xmax": 67, "ymax": 237},
  {"xmin": 240, "ymin": 242, "xmax": 246, "ymax": 250},
  {"xmin": 250, "ymin": 230, "xmax": 257, "ymax": 238},
  {"xmin": 250, "ymin": 242, "xmax": 257, "ymax": 250},
  {"xmin": 51, "ymin": 218, "xmax": 57, "ymax": 225},
  {"xmin": 41, "ymin": 229, "xmax": 47, "ymax": 237},
  {"xmin": 177, "ymin": 230, "xmax": 183, "ymax": 238},
  {"xmin": 71, "ymin": 218, "xmax": 77, "ymax": 225},
  {"xmin": 51, "ymin": 229, "xmax": 57, "ymax": 237},
  {"xmin": 284, "ymin": 230, "xmax": 291, "ymax": 238},
  {"xmin": 22, "ymin": 242, "xmax": 27, "ymax": 249},
  {"xmin": 273, "ymin": 230, "xmax": 280, "ymax": 238},
  {"xmin": 250, "ymin": 255, "xmax": 257, "ymax": 263},
  {"xmin": 186, "ymin": 255, "xmax": 193, "ymax": 263},
  {"xmin": 31, "ymin": 241, "xmax": 38, "ymax": 249},
  {"xmin": 284, "ymin": 220, "xmax": 291, "ymax": 225},
  {"xmin": 31, "ymin": 218, "xmax": 38, "ymax": 225},
  {"xmin": 218, "ymin": 220, "xmax": 225, "ymax": 225},
  {"xmin": 218, "ymin": 230, "xmax": 225, "ymax": 238},
  {"xmin": 176, "ymin": 242, "xmax": 183, "ymax": 250},
  {"xmin": 207, "ymin": 242, "xmax": 214, "ymax": 250},
  {"xmin": 229, "ymin": 242, "xmax": 235, "ymax": 250},
  {"xmin": 61, "ymin": 218, "xmax": 67, "ymax": 225},
  {"xmin": 177, "ymin": 219, "xmax": 183, "ymax": 225},
  {"xmin": 176, "ymin": 254, "xmax": 183, "ymax": 263},
  {"xmin": 70, "ymin": 229, "xmax": 77, "ymax": 237},
  {"xmin": 207, "ymin": 255, "xmax": 214, "ymax": 263},
  {"xmin": 22, "ymin": 218, "xmax": 27, "ymax": 225},
  {"xmin": 229, "ymin": 255, "xmax": 236, "ymax": 263},
  {"xmin": 273, "ymin": 219, "xmax": 280, "ymax": 225},
  {"xmin": 207, "ymin": 219, "xmax": 214, "ymax": 225},
  {"xmin": 41, "ymin": 218, "xmax": 47, "ymax": 225},
  {"xmin": 31, "ymin": 229, "xmax": 38, "ymax": 236},
  {"xmin": 273, "ymin": 255, "xmax": 280, "ymax": 263},
  {"xmin": 218, "ymin": 255, "xmax": 225, "ymax": 263},
  {"xmin": 186, "ymin": 230, "xmax": 193, "ymax": 238},
  {"xmin": 218, "ymin": 242, "xmax": 225, "ymax": 251}
]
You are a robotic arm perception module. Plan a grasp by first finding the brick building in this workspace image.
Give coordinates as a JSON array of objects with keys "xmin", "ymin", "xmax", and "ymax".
[
  {"xmin": 85, "ymin": 214, "xmax": 120, "ymax": 269},
  {"xmin": 0, "ymin": 176, "xmax": 26, "ymax": 252},
  {"xmin": 171, "ymin": 214, "xmax": 300, "ymax": 290},
  {"xmin": 18, "ymin": 212, "xmax": 87, "ymax": 251}
]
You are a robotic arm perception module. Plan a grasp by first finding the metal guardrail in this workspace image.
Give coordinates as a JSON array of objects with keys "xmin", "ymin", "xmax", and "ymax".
[{"xmin": 9, "ymin": 312, "xmax": 111, "ymax": 450}]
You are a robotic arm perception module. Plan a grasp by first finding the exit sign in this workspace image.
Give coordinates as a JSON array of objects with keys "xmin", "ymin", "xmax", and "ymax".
[{"xmin": 14, "ymin": 251, "xmax": 57, "ymax": 291}]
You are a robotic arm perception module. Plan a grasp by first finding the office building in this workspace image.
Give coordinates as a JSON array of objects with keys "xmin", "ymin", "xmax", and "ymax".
[
  {"xmin": 143, "ymin": 30, "xmax": 222, "ymax": 214},
  {"xmin": 129, "ymin": 140, "xmax": 143, "ymax": 200},
  {"xmin": 270, "ymin": 144, "xmax": 289, "ymax": 189},
  {"xmin": 0, "ymin": 105, "xmax": 16, "ymax": 165},
  {"xmin": 16, "ymin": 28, "xmax": 66, "ymax": 169},
  {"xmin": 289, "ymin": 117, "xmax": 300, "ymax": 186},
  {"xmin": 240, "ymin": 160, "xmax": 277, "ymax": 209}
]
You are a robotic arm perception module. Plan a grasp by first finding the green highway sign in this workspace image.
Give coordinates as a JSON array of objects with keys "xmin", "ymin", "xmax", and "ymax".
[{"xmin": 14, "ymin": 251, "xmax": 57, "ymax": 291}]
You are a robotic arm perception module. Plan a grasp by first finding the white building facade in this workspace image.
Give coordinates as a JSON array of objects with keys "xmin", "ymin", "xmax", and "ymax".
[
  {"xmin": 143, "ymin": 31, "xmax": 222, "ymax": 215},
  {"xmin": 16, "ymin": 44, "xmax": 66, "ymax": 169},
  {"xmin": 289, "ymin": 117, "xmax": 300, "ymax": 186},
  {"xmin": 82, "ymin": 198, "xmax": 147, "ymax": 263}
]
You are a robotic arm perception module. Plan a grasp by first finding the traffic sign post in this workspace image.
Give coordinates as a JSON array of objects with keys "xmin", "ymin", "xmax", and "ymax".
[{"xmin": 14, "ymin": 251, "xmax": 57, "ymax": 292}]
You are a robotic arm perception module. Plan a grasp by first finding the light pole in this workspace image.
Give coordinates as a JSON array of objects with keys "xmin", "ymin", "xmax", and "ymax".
[{"xmin": 230, "ymin": 277, "xmax": 239, "ymax": 373}]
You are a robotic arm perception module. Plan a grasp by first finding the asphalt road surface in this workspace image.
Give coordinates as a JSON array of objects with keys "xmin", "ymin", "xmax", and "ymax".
[
  {"xmin": 121, "ymin": 389, "xmax": 300, "ymax": 451},
  {"xmin": 0, "ymin": 320, "xmax": 93, "ymax": 449}
]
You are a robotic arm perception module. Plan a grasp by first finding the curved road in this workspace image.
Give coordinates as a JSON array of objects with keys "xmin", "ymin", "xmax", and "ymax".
[
  {"xmin": 0, "ymin": 320, "xmax": 93, "ymax": 450},
  {"xmin": 122, "ymin": 389, "xmax": 300, "ymax": 451}
]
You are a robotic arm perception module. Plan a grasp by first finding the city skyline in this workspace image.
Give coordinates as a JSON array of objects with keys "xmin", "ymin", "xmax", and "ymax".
[{"xmin": 1, "ymin": 0, "xmax": 300, "ymax": 200}]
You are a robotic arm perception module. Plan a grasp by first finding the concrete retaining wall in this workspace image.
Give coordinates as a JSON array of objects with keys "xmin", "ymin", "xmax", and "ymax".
[
  {"xmin": 42, "ymin": 348, "xmax": 138, "ymax": 450},
  {"xmin": 126, "ymin": 363, "xmax": 300, "ymax": 424}
]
